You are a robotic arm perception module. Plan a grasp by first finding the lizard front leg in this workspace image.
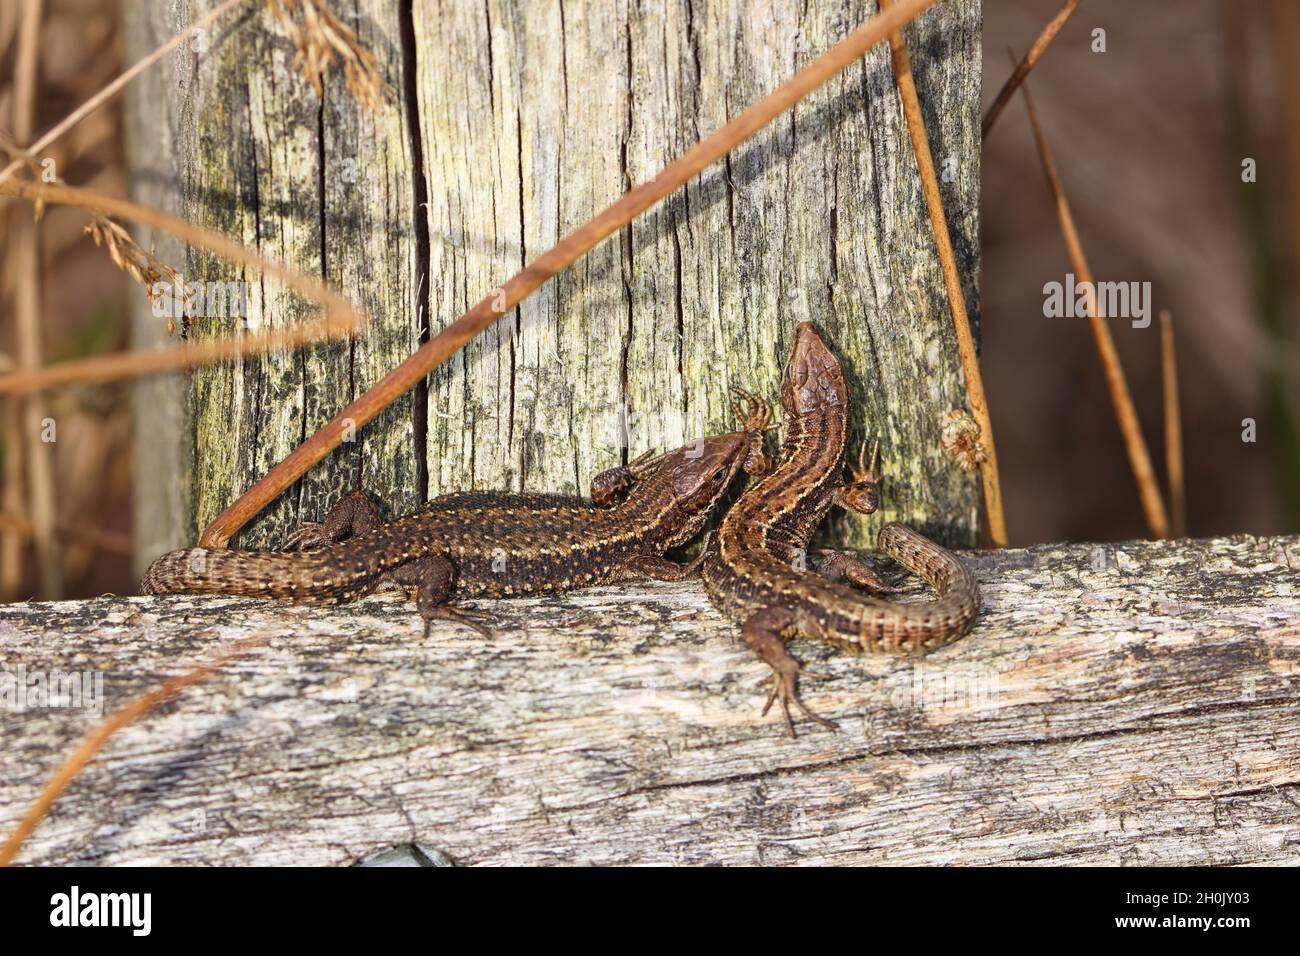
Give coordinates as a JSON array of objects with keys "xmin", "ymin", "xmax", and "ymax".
[
  {"xmin": 286, "ymin": 489, "xmax": 385, "ymax": 550},
  {"xmin": 591, "ymin": 449, "xmax": 665, "ymax": 507},
  {"xmin": 623, "ymin": 533, "xmax": 715, "ymax": 581}
]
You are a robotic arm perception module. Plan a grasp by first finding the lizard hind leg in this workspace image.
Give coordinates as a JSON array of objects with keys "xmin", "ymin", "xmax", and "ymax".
[
  {"xmin": 813, "ymin": 548, "xmax": 900, "ymax": 594},
  {"xmin": 741, "ymin": 607, "xmax": 839, "ymax": 737},
  {"xmin": 624, "ymin": 532, "xmax": 716, "ymax": 582},
  {"xmin": 386, "ymin": 554, "xmax": 494, "ymax": 638},
  {"xmin": 286, "ymin": 489, "xmax": 385, "ymax": 550}
]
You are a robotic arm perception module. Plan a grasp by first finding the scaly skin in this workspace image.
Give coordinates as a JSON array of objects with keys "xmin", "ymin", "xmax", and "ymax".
[
  {"xmin": 142, "ymin": 398, "xmax": 771, "ymax": 630},
  {"xmin": 702, "ymin": 323, "xmax": 981, "ymax": 735}
]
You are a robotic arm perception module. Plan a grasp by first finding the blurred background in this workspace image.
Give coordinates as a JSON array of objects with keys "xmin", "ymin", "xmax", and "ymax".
[
  {"xmin": 0, "ymin": 0, "xmax": 1296, "ymax": 602},
  {"xmin": 983, "ymin": 0, "xmax": 1298, "ymax": 544}
]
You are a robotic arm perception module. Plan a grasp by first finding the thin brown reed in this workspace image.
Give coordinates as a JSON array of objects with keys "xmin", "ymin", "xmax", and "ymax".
[
  {"xmin": 1160, "ymin": 310, "xmax": 1187, "ymax": 537},
  {"xmin": 0, "ymin": 179, "xmax": 366, "ymax": 395},
  {"xmin": 1021, "ymin": 80, "xmax": 1170, "ymax": 539},
  {"xmin": 0, "ymin": 636, "xmax": 269, "ymax": 866},
  {"xmin": 881, "ymin": 0, "xmax": 1007, "ymax": 547},
  {"xmin": 982, "ymin": 0, "xmax": 1080, "ymax": 139}
]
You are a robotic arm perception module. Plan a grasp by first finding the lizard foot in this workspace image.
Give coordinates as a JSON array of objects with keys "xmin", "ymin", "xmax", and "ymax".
[
  {"xmin": 285, "ymin": 521, "xmax": 332, "ymax": 551},
  {"xmin": 812, "ymin": 548, "xmax": 901, "ymax": 594},
  {"xmin": 420, "ymin": 605, "xmax": 494, "ymax": 639},
  {"xmin": 760, "ymin": 660, "xmax": 839, "ymax": 737}
]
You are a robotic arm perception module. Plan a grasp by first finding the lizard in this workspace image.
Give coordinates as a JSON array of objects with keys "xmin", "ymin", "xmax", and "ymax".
[
  {"xmin": 141, "ymin": 392, "xmax": 774, "ymax": 631},
  {"xmin": 702, "ymin": 322, "xmax": 982, "ymax": 735}
]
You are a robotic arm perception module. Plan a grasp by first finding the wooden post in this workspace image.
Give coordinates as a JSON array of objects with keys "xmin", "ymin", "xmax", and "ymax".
[{"xmin": 128, "ymin": 0, "xmax": 982, "ymax": 555}]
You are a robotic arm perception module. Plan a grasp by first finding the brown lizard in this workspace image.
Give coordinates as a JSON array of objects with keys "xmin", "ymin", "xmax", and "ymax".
[
  {"xmin": 142, "ymin": 394, "xmax": 772, "ymax": 631},
  {"xmin": 702, "ymin": 323, "xmax": 982, "ymax": 734}
]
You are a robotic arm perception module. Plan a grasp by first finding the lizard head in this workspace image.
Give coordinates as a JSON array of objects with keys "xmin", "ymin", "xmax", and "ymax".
[
  {"xmin": 645, "ymin": 393, "xmax": 772, "ymax": 545},
  {"xmin": 780, "ymin": 322, "xmax": 846, "ymax": 420},
  {"xmin": 654, "ymin": 430, "xmax": 752, "ymax": 545}
]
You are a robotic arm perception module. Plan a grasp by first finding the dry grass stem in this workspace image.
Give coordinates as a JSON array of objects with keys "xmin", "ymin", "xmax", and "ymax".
[
  {"xmin": 0, "ymin": 0, "xmax": 249, "ymax": 189},
  {"xmin": 0, "ymin": 635, "xmax": 269, "ymax": 867},
  {"xmin": 2, "ymin": 127, "xmax": 182, "ymax": 308},
  {"xmin": 1160, "ymin": 310, "xmax": 1187, "ymax": 537},
  {"xmin": 1272, "ymin": 0, "xmax": 1300, "ymax": 348},
  {"xmin": 0, "ymin": 403, "xmax": 22, "ymax": 598},
  {"xmin": 11, "ymin": 0, "xmax": 62, "ymax": 596},
  {"xmin": 0, "ymin": 178, "xmax": 367, "ymax": 395},
  {"xmin": 0, "ymin": 512, "xmax": 133, "ymax": 556},
  {"xmin": 1021, "ymin": 80, "xmax": 1171, "ymax": 538},
  {"xmin": 881, "ymin": 0, "xmax": 1007, "ymax": 546},
  {"xmin": 982, "ymin": 0, "xmax": 1080, "ymax": 139}
]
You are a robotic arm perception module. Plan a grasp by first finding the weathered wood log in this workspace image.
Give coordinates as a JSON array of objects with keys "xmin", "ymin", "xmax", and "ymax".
[
  {"xmin": 128, "ymin": 0, "xmax": 982, "ymax": 555},
  {"xmin": 1, "ymin": 533, "xmax": 1296, "ymax": 866}
]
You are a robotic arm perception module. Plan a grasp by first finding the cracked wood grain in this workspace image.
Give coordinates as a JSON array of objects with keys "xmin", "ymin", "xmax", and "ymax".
[
  {"xmin": 418, "ymin": 0, "xmax": 982, "ymax": 548},
  {"xmin": 130, "ymin": 0, "xmax": 981, "ymax": 555},
  {"xmin": 1, "ymin": 534, "xmax": 1297, "ymax": 865},
  {"xmin": 129, "ymin": 1, "xmax": 421, "ymax": 550}
]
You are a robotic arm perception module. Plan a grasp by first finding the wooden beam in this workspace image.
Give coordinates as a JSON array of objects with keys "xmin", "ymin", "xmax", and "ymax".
[{"xmin": 2, "ymin": 533, "xmax": 1297, "ymax": 865}]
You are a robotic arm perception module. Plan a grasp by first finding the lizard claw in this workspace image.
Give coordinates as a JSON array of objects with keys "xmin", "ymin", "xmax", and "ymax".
[
  {"xmin": 759, "ymin": 660, "xmax": 839, "ymax": 737},
  {"xmin": 752, "ymin": 665, "xmax": 829, "ymax": 690}
]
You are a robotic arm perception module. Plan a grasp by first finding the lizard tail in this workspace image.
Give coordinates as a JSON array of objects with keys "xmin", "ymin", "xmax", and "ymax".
[
  {"xmin": 874, "ymin": 522, "xmax": 982, "ymax": 649},
  {"xmin": 139, "ymin": 545, "xmax": 383, "ymax": 604}
]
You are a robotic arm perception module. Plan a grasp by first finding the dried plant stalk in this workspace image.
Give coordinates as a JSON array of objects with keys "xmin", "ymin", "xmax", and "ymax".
[
  {"xmin": 982, "ymin": 0, "xmax": 1080, "ymax": 139},
  {"xmin": 0, "ymin": 0, "xmax": 249, "ymax": 189},
  {"xmin": 0, "ymin": 512, "xmax": 133, "ymax": 556},
  {"xmin": 1272, "ymin": 0, "xmax": 1300, "ymax": 347},
  {"xmin": 881, "ymin": 0, "xmax": 1007, "ymax": 547},
  {"xmin": 0, "ymin": 178, "xmax": 367, "ymax": 395},
  {"xmin": 3, "ymin": 127, "xmax": 184, "ymax": 323},
  {"xmin": 1021, "ymin": 82, "xmax": 1170, "ymax": 538},
  {"xmin": 1160, "ymin": 310, "xmax": 1187, "ymax": 537},
  {"xmin": 83, "ymin": 216, "xmax": 182, "ymax": 306},
  {"xmin": 0, "ymin": 404, "xmax": 21, "ymax": 599},
  {"xmin": 0, "ymin": 0, "xmax": 387, "ymax": 193},
  {"xmin": 0, "ymin": 636, "xmax": 269, "ymax": 867},
  {"xmin": 264, "ymin": 0, "xmax": 392, "ymax": 110},
  {"xmin": 11, "ymin": 0, "xmax": 62, "ymax": 597}
]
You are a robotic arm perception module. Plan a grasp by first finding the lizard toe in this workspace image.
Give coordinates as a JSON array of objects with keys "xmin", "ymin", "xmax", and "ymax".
[{"xmin": 759, "ymin": 663, "xmax": 837, "ymax": 737}]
